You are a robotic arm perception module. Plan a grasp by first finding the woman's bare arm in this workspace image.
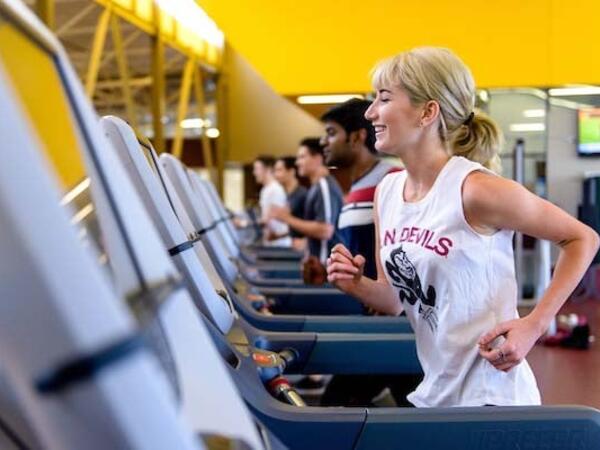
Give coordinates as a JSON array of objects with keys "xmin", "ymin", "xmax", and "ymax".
[{"xmin": 465, "ymin": 171, "xmax": 599, "ymax": 371}]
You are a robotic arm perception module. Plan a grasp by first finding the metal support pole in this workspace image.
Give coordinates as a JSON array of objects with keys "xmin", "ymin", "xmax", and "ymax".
[
  {"xmin": 151, "ymin": 34, "xmax": 166, "ymax": 151},
  {"xmin": 214, "ymin": 68, "xmax": 228, "ymax": 195},
  {"xmin": 110, "ymin": 15, "xmax": 137, "ymax": 129},
  {"xmin": 172, "ymin": 58, "xmax": 196, "ymax": 158},
  {"xmin": 193, "ymin": 66, "xmax": 214, "ymax": 169},
  {"xmin": 513, "ymin": 138, "xmax": 525, "ymax": 301},
  {"xmin": 36, "ymin": 0, "xmax": 55, "ymax": 30},
  {"xmin": 85, "ymin": 7, "xmax": 111, "ymax": 98}
]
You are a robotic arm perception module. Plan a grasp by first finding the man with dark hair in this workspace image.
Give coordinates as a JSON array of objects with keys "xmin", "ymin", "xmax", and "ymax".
[
  {"xmin": 319, "ymin": 99, "xmax": 419, "ymax": 408},
  {"xmin": 321, "ymin": 98, "xmax": 400, "ymax": 279},
  {"xmin": 273, "ymin": 156, "xmax": 308, "ymax": 249},
  {"xmin": 253, "ymin": 155, "xmax": 291, "ymax": 247},
  {"xmin": 269, "ymin": 138, "xmax": 344, "ymax": 274}
]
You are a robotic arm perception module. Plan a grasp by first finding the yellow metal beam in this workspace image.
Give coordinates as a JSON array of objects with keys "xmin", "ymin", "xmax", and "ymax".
[
  {"xmin": 85, "ymin": 7, "xmax": 111, "ymax": 98},
  {"xmin": 193, "ymin": 66, "xmax": 213, "ymax": 169},
  {"xmin": 92, "ymin": 0, "xmax": 222, "ymax": 69},
  {"xmin": 171, "ymin": 57, "xmax": 195, "ymax": 158},
  {"xmin": 165, "ymin": 52, "xmax": 186, "ymax": 72},
  {"xmin": 93, "ymin": 0, "xmax": 155, "ymax": 36},
  {"xmin": 56, "ymin": 3, "xmax": 96, "ymax": 36},
  {"xmin": 165, "ymin": 90, "xmax": 180, "ymax": 108},
  {"xmin": 214, "ymin": 70, "xmax": 227, "ymax": 194},
  {"xmin": 36, "ymin": 0, "xmax": 55, "ymax": 30},
  {"xmin": 96, "ymin": 76, "xmax": 151, "ymax": 89},
  {"xmin": 97, "ymin": 29, "xmax": 142, "ymax": 71},
  {"xmin": 110, "ymin": 14, "xmax": 138, "ymax": 129},
  {"xmin": 151, "ymin": 33, "xmax": 166, "ymax": 152}
]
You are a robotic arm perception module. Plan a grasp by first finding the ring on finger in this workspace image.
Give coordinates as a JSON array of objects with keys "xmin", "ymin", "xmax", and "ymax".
[{"xmin": 498, "ymin": 349, "xmax": 505, "ymax": 362}]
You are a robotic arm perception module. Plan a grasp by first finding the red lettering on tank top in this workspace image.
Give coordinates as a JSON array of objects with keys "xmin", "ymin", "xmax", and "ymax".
[
  {"xmin": 416, "ymin": 228, "xmax": 428, "ymax": 245},
  {"xmin": 424, "ymin": 231, "xmax": 438, "ymax": 251},
  {"xmin": 407, "ymin": 226, "xmax": 419, "ymax": 243},
  {"xmin": 383, "ymin": 229, "xmax": 396, "ymax": 246},
  {"xmin": 399, "ymin": 227, "xmax": 410, "ymax": 243},
  {"xmin": 382, "ymin": 226, "xmax": 453, "ymax": 257},
  {"xmin": 435, "ymin": 237, "xmax": 454, "ymax": 257}
]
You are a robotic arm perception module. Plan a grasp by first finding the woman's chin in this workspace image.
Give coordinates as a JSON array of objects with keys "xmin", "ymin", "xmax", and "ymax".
[{"xmin": 375, "ymin": 139, "xmax": 392, "ymax": 154}]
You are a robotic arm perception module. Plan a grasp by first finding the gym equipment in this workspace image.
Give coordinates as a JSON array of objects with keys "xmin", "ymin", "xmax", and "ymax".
[
  {"xmin": 0, "ymin": 2, "xmax": 201, "ymax": 447},
  {"xmin": 11, "ymin": 5, "xmax": 598, "ymax": 449},
  {"xmin": 102, "ymin": 116, "xmax": 413, "ymax": 333},
  {"xmin": 99, "ymin": 123, "xmax": 600, "ymax": 450},
  {"xmin": 0, "ymin": 3, "xmax": 273, "ymax": 448}
]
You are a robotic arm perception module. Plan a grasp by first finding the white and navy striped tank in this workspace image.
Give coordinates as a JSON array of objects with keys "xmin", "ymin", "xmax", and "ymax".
[{"xmin": 337, "ymin": 160, "xmax": 400, "ymax": 278}]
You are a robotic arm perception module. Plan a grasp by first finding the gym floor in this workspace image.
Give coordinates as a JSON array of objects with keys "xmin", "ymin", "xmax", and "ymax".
[{"xmin": 527, "ymin": 297, "xmax": 600, "ymax": 408}]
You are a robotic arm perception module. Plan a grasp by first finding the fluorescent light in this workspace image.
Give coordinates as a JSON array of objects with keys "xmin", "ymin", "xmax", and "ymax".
[
  {"xmin": 549, "ymin": 86, "xmax": 600, "ymax": 96},
  {"xmin": 297, "ymin": 94, "xmax": 364, "ymax": 105},
  {"xmin": 181, "ymin": 118, "xmax": 205, "ymax": 129},
  {"xmin": 71, "ymin": 203, "xmax": 94, "ymax": 225},
  {"xmin": 523, "ymin": 109, "xmax": 545, "ymax": 118},
  {"xmin": 61, "ymin": 178, "xmax": 90, "ymax": 205},
  {"xmin": 509, "ymin": 123, "xmax": 546, "ymax": 132},
  {"xmin": 550, "ymin": 98, "xmax": 594, "ymax": 110},
  {"xmin": 206, "ymin": 128, "xmax": 220, "ymax": 138}
]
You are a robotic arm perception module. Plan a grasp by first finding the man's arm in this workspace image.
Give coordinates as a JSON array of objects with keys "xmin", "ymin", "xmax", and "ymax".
[
  {"xmin": 269, "ymin": 182, "xmax": 335, "ymax": 240},
  {"xmin": 269, "ymin": 205, "xmax": 333, "ymax": 240}
]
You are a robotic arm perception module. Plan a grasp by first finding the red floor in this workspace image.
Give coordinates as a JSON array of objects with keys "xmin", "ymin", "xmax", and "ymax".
[{"xmin": 526, "ymin": 298, "xmax": 600, "ymax": 408}]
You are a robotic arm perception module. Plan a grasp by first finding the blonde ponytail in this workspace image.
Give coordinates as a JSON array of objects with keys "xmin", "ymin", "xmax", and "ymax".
[
  {"xmin": 371, "ymin": 47, "xmax": 503, "ymax": 172},
  {"xmin": 449, "ymin": 111, "xmax": 503, "ymax": 173}
]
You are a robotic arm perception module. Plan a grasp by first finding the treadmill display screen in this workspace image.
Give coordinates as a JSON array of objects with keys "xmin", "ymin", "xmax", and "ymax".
[{"xmin": 578, "ymin": 109, "xmax": 600, "ymax": 156}]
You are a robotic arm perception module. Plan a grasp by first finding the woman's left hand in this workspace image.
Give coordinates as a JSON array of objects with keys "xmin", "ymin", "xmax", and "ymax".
[{"xmin": 478, "ymin": 316, "xmax": 544, "ymax": 372}]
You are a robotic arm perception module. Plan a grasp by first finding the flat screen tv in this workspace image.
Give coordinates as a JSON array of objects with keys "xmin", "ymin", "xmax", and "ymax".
[{"xmin": 578, "ymin": 108, "xmax": 600, "ymax": 156}]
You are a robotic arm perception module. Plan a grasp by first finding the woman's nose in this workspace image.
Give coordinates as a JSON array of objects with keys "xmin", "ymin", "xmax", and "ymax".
[{"xmin": 364, "ymin": 103, "xmax": 376, "ymax": 121}]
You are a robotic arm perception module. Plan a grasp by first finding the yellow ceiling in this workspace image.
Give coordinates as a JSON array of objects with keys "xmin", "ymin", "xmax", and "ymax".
[{"xmin": 197, "ymin": 0, "xmax": 600, "ymax": 95}]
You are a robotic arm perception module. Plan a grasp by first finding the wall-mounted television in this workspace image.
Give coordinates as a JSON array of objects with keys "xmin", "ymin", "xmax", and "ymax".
[{"xmin": 578, "ymin": 109, "xmax": 600, "ymax": 156}]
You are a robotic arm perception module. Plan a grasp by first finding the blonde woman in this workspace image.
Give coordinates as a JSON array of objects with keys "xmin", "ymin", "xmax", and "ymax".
[{"xmin": 326, "ymin": 47, "xmax": 599, "ymax": 407}]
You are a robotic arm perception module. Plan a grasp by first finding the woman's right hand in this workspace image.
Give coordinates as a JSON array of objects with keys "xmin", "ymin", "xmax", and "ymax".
[{"xmin": 326, "ymin": 244, "xmax": 365, "ymax": 293}]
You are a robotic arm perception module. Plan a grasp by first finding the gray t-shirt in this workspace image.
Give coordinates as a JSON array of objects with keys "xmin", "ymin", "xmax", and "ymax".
[
  {"xmin": 304, "ymin": 175, "xmax": 344, "ymax": 262},
  {"xmin": 288, "ymin": 185, "xmax": 308, "ymax": 238}
]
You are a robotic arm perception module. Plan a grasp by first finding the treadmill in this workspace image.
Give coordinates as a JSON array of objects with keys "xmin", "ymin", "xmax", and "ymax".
[{"xmin": 96, "ymin": 123, "xmax": 600, "ymax": 448}]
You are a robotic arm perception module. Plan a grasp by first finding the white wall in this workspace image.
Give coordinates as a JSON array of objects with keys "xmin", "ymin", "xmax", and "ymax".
[{"xmin": 223, "ymin": 163, "xmax": 245, "ymax": 212}]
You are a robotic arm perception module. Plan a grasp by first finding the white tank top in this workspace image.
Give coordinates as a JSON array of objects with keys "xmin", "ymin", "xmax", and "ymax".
[{"xmin": 376, "ymin": 156, "xmax": 541, "ymax": 407}]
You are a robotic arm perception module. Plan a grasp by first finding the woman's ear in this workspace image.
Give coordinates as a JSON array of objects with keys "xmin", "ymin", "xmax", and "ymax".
[{"xmin": 420, "ymin": 100, "xmax": 440, "ymax": 127}]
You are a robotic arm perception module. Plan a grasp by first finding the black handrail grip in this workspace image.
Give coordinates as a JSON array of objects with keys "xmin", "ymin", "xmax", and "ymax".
[
  {"xmin": 35, "ymin": 333, "xmax": 145, "ymax": 394},
  {"xmin": 168, "ymin": 240, "xmax": 194, "ymax": 256}
]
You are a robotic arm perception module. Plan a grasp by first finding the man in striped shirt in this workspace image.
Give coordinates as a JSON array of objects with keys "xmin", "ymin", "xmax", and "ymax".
[
  {"xmin": 319, "ymin": 99, "xmax": 420, "ymax": 408},
  {"xmin": 321, "ymin": 99, "xmax": 400, "ymax": 278}
]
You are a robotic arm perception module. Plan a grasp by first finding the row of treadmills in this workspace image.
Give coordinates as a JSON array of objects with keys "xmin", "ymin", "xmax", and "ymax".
[{"xmin": 1, "ymin": 1, "xmax": 600, "ymax": 448}]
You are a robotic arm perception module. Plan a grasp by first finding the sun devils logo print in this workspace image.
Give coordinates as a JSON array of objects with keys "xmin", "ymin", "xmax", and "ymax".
[{"xmin": 385, "ymin": 246, "xmax": 438, "ymax": 332}]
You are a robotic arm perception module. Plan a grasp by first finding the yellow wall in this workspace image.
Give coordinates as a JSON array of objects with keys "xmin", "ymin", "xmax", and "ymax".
[
  {"xmin": 225, "ymin": 46, "xmax": 324, "ymax": 163},
  {"xmin": 0, "ymin": 20, "xmax": 86, "ymax": 190},
  {"xmin": 198, "ymin": 0, "xmax": 600, "ymax": 94}
]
